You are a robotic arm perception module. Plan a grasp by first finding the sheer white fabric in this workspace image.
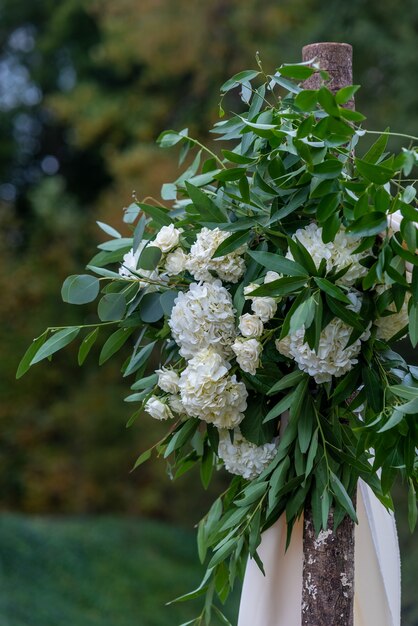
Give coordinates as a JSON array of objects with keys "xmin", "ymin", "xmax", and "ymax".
[{"xmin": 238, "ymin": 481, "xmax": 401, "ymax": 626}]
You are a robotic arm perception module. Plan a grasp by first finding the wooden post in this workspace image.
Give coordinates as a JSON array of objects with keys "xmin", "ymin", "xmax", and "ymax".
[{"xmin": 300, "ymin": 42, "xmax": 356, "ymax": 626}]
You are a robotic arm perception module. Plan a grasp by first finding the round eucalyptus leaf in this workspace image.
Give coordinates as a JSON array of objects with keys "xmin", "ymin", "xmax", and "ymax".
[
  {"xmin": 98, "ymin": 293, "xmax": 126, "ymax": 321},
  {"xmin": 139, "ymin": 292, "xmax": 164, "ymax": 323},
  {"xmin": 138, "ymin": 246, "xmax": 162, "ymax": 270},
  {"xmin": 160, "ymin": 290, "xmax": 179, "ymax": 316},
  {"xmin": 61, "ymin": 275, "xmax": 100, "ymax": 305}
]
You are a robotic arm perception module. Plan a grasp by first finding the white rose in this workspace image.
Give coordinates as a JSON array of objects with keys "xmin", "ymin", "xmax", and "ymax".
[
  {"xmin": 251, "ymin": 297, "xmax": 277, "ymax": 322},
  {"xmin": 154, "ymin": 224, "xmax": 182, "ymax": 252},
  {"xmin": 239, "ymin": 313, "xmax": 264, "ymax": 338},
  {"xmin": 232, "ymin": 338, "xmax": 262, "ymax": 375},
  {"xmin": 144, "ymin": 396, "xmax": 174, "ymax": 420},
  {"xmin": 168, "ymin": 394, "xmax": 184, "ymax": 414},
  {"xmin": 264, "ymin": 271, "xmax": 281, "ymax": 283},
  {"xmin": 165, "ymin": 248, "xmax": 187, "ymax": 275},
  {"xmin": 156, "ymin": 367, "xmax": 180, "ymax": 394},
  {"xmin": 243, "ymin": 283, "xmax": 259, "ymax": 299}
]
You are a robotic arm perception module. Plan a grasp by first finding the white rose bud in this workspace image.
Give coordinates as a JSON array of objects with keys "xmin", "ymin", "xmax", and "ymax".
[
  {"xmin": 168, "ymin": 394, "xmax": 184, "ymax": 414},
  {"xmin": 239, "ymin": 313, "xmax": 264, "ymax": 338},
  {"xmin": 264, "ymin": 271, "xmax": 281, "ymax": 283},
  {"xmin": 156, "ymin": 367, "xmax": 180, "ymax": 394},
  {"xmin": 251, "ymin": 297, "xmax": 277, "ymax": 322},
  {"xmin": 154, "ymin": 224, "xmax": 182, "ymax": 252},
  {"xmin": 232, "ymin": 338, "xmax": 262, "ymax": 375},
  {"xmin": 243, "ymin": 283, "xmax": 259, "ymax": 299},
  {"xmin": 165, "ymin": 248, "xmax": 187, "ymax": 275},
  {"xmin": 144, "ymin": 396, "xmax": 174, "ymax": 420}
]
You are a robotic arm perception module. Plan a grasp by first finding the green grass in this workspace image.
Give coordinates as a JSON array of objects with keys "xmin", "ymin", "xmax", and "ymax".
[
  {"xmin": 0, "ymin": 514, "xmax": 239, "ymax": 626},
  {"xmin": 0, "ymin": 512, "xmax": 416, "ymax": 626}
]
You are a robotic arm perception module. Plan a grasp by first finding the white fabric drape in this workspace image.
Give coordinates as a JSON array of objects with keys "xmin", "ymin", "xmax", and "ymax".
[{"xmin": 238, "ymin": 480, "xmax": 401, "ymax": 626}]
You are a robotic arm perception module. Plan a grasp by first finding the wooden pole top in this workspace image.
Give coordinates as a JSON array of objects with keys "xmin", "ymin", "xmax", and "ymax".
[{"xmin": 302, "ymin": 42, "xmax": 354, "ymax": 107}]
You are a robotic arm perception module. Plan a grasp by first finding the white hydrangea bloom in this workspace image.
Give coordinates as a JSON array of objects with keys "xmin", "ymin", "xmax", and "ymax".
[
  {"xmin": 178, "ymin": 349, "xmax": 247, "ymax": 429},
  {"xmin": 155, "ymin": 367, "xmax": 180, "ymax": 394},
  {"xmin": 154, "ymin": 224, "xmax": 182, "ymax": 252},
  {"xmin": 144, "ymin": 396, "xmax": 174, "ymax": 421},
  {"xmin": 168, "ymin": 281, "xmax": 236, "ymax": 358},
  {"xmin": 374, "ymin": 285, "xmax": 410, "ymax": 341},
  {"xmin": 218, "ymin": 428, "xmax": 278, "ymax": 480},
  {"xmin": 286, "ymin": 223, "xmax": 368, "ymax": 286},
  {"xmin": 276, "ymin": 291, "xmax": 370, "ymax": 383},
  {"xmin": 231, "ymin": 337, "xmax": 262, "ymax": 375},
  {"xmin": 165, "ymin": 248, "xmax": 187, "ymax": 275},
  {"xmin": 239, "ymin": 313, "xmax": 264, "ymax": 338},
  {"xmin": 185, "ymin": 227, "xmax": 246, "ymax": 283},
  {"xmin": 119, "ymin": 243, "xmax": 161, "ymax": 289}
]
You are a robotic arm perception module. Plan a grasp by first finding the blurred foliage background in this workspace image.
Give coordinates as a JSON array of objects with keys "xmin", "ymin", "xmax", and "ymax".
[{"xmin": 0, "ymin": 0, "xmax": 418, "ymax": 623}]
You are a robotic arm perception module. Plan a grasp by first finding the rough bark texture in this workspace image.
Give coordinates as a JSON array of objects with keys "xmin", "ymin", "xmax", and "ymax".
[
  {"xmin": 301, "ymin": 506, "xmax": 356, "ymax": 626},
  {"xmin": 300, "ymin": 42, "xmax": 356, "ymax": 626},
  {"xmin": 302, "ymin": 42, "xmax": 354, "ymax": 109}
]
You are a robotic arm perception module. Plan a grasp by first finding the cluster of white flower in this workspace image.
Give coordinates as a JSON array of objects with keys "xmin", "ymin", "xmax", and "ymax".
[
  {"xmin": 277, "ymin": 291, "xmax": 370, "ymax": 383},
  {"xmin": 185, "ymin": 227, "xmax": 246, "ymax": 283},
  {"xmin": 178, "ymin": 349, "xmax": 248, "ymax": 428},
  {"xmin": 119, "ymin": 242, "xmax": 161, "ymax": 288},
  {"xmin": 168, "ymin": 281, "xmax": 236, "ymax": 359},
  {"xmin": 374, "ymin": 285, "xmax": 410, "ymax": 341},
  {"xmin": 218, "ymin": 428, "xmax": 278, "ymax": 480},
  {"xmin": 286, "ymin": 223, "xmax": 368, "ymax": 286}
]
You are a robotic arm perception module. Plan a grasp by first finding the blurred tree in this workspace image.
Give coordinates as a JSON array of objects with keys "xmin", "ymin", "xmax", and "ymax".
[{"xmin": 0, "ymin": 0, "xmax": 417, "ymax": 520}]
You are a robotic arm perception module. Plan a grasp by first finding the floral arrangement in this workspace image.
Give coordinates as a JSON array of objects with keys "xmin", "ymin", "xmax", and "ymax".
[{"xmin": 18, "ymin": 58, "xmax": 418, "ymax": 624}]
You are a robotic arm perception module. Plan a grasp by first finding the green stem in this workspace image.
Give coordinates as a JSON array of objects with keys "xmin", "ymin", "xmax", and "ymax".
[
  {"xmin": 186, "ymin": 136, "xmax": 226, "ymax": 169},
  {"xmin": 359, "ymin": 129, "xmax": 418, "ymax": 143}
]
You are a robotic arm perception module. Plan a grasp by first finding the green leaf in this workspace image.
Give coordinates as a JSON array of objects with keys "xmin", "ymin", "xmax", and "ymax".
[
  {"xmin": 200, "ymin": 445, "xmax": 214, "ymax": 490},
  {"xmin": 298, "ymin": 395, "xmax": 314, "ymax": 454},
  {"xmin": 312, "ymin": 159, "xmax": 343, "ymax": 180},
  {"xmin": 363, "ymin": 366, "xmax": 383, "ymax": 413},
  {"xmin": 318, "ymin": 87, "xmax": 340, "ymax": 117},
  {"xmin": 160, "ymin": 290, "xmax": 179, "ymax": 316},
  {"xmin": 355, "ymin": 158, "xmax": 394, "ymax": 184},
  {"xmin": 267, "ymin": 370, "xmax": 306, "ymax": 396},
  {"xmin": 408, "ymin": 480, "xmax": 417, "ymax": 532},
  {"xmin": 136, "ymin": 202, "xmax": 173, "ymax": 227},
  {"xmin": 96, "ymin": 221, "xmax": 121, "ymax": 239},
  {"xmin": 16, "ymin": 332, "xmax": 48, "ymax": 378},
  {"xmin": 61, "ymin": 275, "xmax": 100, "ymax": 305},
  {"xmin": 235, "ymin": 482, "xmax": 268, "ymax": 507},
  {"xmin": 131, "ymin": 373, "xmax": 158, "ymax": 391},
  {"xmin": 250, "ymin": 276, "xmax": 308, "ymax": 297},
  {"xmin": 164, "ymin": 419, "xmax": 199, "ymax": 458},
  {"xmin": 362, "ymin": 130, "xmax": 389, "ymax": 164},
  {"xmin": 279, "ymin": 65, "xmax": 315, "ymax": 80},
  {"xmin": 157, "ymin": 129, "xmax": 187, "ymax": 148},
  {"xmin": 305, "ymin": 428, "xmax": 318, "ymax": 476},
  {"xmin": 30, "ymin": 327, "xmax": 80, "ymax": 365},
  {"xmin": 263, "ymin": 390, "xmax": 296, "ymax": 423},
  {"xmin": 290, "ymin": 295, "xmax": 316, "ymax": 333},
  {"xmin": 335, "ymin": 85, "xmax": 360, "ymax": 105},
  {"xmin": 98, "ymin": 293, "xmax": 126, "ymax": 322},
  {"xmin": 220, "ymin": 70, "xmax": 260, "ymax": 92},
  {"xmin": 123, "ymin": 342, "xmax": 156, "ymax": 378},
  {"xmin": 207, "ymin": 538, "xmax": 236, "ymax": 569},
  {"xmin": 99, "ymin": 327, "xmax": 134, "ymax": 365},
  {"xmin": 326, "ymin": 296, "xmax": 364, "ymax": 331},
  {"xmin": 314, "ymin": 277, "xmax": 350, "ymax": 304},
  {"xmin": 377, "ymin": 409, "xmax": 404, "ymax": 433},
  {"xmin": 409, "ymin": 302, "xmax": 418, "ymax": 347},
  {"xmin": 247, "ymin": 251, "xmax": 308, "ymax": 277},
  {"xmin": 78, "ymin": 327, "xmax": 99, "ymax": 365},
  {"xmin": 294, "ymin": 89, "xmax": 318, "ymax": 112},
  {"xmin": 212, "ymin": 230, "xmax": 250, "ymax": 258},
  {"xmin": 346, "ymin": 212, "xmax": 387, "ymax": 237},
  {"xmin": 138, "ymin": 246, "xmax": 162, "ymax": 270},
  {"xmin": 240, "ymin": 396, "xmax": 276, "ymax": 445},
  {"xmin": 185, "ymin": 181, "xmax": 226, "ymax": 223},
  {"xmin": 132, "ymin": 449, "xmax": 152, "ymax": 470},
  {"xmin": 316, "ymin": 193, "xmax": 340, "ymax": 222},
  {"xmin": 330, "ymin": 472, "xmax": 358, "ymax": 522},
  {"xmin": 139, "ymin": 292, "xmax": 164, "ymax": 323}
]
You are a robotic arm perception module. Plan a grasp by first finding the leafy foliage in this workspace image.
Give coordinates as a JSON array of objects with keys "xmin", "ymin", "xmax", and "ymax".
[{"xmin": 18, "ymin": 55, "xmax": 418, "ymax": 624}]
